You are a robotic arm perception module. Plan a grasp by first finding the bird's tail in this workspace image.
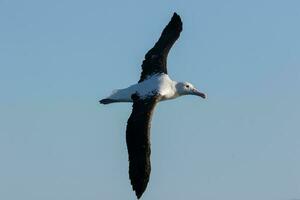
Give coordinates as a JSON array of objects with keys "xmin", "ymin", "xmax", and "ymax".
[{"xmin": 99, "ymin": 98, "xmax": 120, "ymax": 104}]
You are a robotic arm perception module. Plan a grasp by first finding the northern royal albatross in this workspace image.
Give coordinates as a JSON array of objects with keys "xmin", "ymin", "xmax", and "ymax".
[{"xmin": 100, "ymin": 13, "xmax": 206, "ymax": 199}]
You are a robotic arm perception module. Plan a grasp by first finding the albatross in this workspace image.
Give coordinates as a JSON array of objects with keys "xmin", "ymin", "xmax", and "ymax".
[{"xmin": 100, "ymin": 13, "xmax": 206, "ymax": 199}]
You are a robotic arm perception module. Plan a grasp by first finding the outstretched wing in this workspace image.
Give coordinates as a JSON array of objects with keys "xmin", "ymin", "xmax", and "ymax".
[
  {"xmin": 126, "ymin": 94, "xmax": 161, "ymax": 199},
  {"xmin": 139, "ymin": 12, "xmax": 182, "ymax": 82}
]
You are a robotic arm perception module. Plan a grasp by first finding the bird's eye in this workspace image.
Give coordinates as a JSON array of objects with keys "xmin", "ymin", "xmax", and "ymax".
[{"xmin": 186, "ymin": 85, "xmax": 190, "ymax": 88}]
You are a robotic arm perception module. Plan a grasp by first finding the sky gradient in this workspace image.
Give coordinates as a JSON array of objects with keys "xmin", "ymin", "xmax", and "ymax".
[{"xmin": 1, "ymin": 0, "xmax": 300, "ymax": 199}]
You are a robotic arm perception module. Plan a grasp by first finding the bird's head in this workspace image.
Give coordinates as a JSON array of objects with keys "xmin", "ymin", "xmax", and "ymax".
[{"xmin": 175, "ymin": 82, "xmax": 206, "ymax": 99}]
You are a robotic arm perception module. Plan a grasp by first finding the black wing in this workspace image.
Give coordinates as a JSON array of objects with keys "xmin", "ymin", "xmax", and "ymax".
[
  {"xmin": 139, "ymin": 12, "xmax": 182, "ymax": 82},
  {"xmin": 126, "ymin": 94, "xmax": 161, "ymax": 199}
]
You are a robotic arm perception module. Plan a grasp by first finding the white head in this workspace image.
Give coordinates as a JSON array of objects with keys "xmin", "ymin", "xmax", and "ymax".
[{"xmin": 175, "ymin": 82, "xmax": 206, "ymax": 99}]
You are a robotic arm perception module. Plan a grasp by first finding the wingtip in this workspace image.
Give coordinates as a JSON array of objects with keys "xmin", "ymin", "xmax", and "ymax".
[
  {"xmin": 170, "ymin": 12, "xmax": 182, "ymax": 30},
  {"xmin": 129, "ymin": 177, "xmax": 148, "ymax": 199},
  {"xmin": 135, "ymin": 191, "xmax": 143, "ymax": 199},
  {"xmin": 131, "ymin": 183, "xmax": 147, "ymax": 199},
  {"xmin": 172, "ymin": 12, "xmax": 181, "ymax": 20}
]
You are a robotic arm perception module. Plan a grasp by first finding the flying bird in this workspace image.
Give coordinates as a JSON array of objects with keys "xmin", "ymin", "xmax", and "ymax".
[{"xmin": 100, "ymin": 13, "xmax": 206, "ymax": 199}]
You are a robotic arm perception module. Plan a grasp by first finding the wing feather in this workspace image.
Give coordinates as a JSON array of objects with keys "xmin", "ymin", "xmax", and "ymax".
[
  {"xmin": 139, "ymin": 13, "xmax": 182, "ymax": 82},
  {"xmin": 126, "ymin": 94, "xmax": 160, "ymax": 199}
]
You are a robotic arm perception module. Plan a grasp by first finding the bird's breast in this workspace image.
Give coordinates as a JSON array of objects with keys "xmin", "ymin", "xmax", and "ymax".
[{"xmin": 126, "ymin": 74, "xmax": 176, "ymax": 100}]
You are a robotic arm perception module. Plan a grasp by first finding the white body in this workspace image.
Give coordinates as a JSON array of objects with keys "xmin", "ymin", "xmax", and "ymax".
[{"xmin": 107, "ymin": 74, "xmax": 178, "ymax": 102}]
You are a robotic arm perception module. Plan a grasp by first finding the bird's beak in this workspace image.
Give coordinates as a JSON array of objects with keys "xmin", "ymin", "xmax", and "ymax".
[{"xmin": 192, "ymin": 89, "xmax": 206, "ymax": 99}]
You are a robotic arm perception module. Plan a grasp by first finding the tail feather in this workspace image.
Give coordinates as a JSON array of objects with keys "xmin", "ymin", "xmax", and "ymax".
[{"xmin": 99, "ymin": 98, "xmax": 119, "ymax": 104}]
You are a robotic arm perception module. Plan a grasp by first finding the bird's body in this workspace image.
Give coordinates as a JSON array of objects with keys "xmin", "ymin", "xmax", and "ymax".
[
  {"xmin": 102, "ymin": 73, "xmax": 178, "ymax": 103},
  {"xmin": 99, "ymin": 13, "xmax": 206, "ymax": 199}
]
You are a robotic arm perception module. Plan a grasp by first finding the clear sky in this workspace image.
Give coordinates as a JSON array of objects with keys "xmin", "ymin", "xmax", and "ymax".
[{"xmin": 1, "ymin": 0, "xmax": 300, "ymax": 200}]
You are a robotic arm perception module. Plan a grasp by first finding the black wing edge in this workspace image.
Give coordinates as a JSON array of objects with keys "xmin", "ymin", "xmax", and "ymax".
[
  {"xmin": 126, "ymin": 93, "xmax": 161, "ymax": 199},
  {"xmin": 139, "ymin": 12, "xmax": 183, "ymax": 82}
]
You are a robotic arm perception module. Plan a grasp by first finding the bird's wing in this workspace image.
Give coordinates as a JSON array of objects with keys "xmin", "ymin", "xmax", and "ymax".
[
  {"xmin": 126, "ymin": 93, "xmax": 161, "ymax": 199},
  {"xmin": 139, "ymin": 12, "xmax": 182, "ymax": 82}
]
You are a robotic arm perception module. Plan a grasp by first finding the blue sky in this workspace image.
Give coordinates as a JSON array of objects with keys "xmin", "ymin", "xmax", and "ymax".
[{"xmin": 0, "ymin": 0, "xmax": 300, "ymax": 199}]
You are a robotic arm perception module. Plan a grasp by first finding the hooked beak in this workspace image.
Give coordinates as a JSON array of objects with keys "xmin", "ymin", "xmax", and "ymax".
[{"xmin": 192, "ymin": 89, "xmax": 206, "ymax": 99}]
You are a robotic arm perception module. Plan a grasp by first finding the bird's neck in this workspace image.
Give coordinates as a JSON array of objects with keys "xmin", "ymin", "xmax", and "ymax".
[{"xmin": 171, "ymin": 81, "xmax": 181, "ymax": 98}]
